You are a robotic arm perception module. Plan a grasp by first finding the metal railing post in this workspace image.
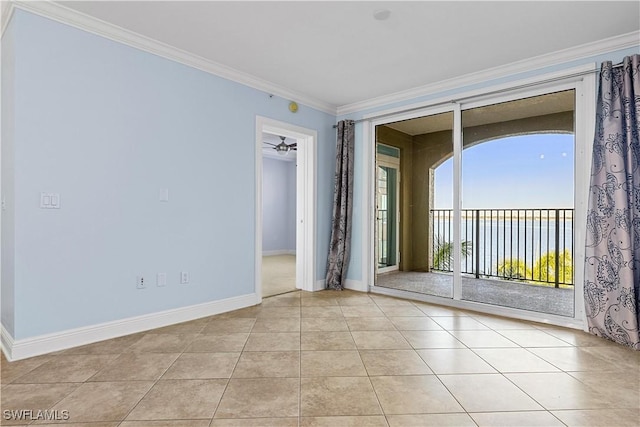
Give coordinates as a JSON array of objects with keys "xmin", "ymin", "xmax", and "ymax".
[
  {"xmin": 475, "ymin": 210, "xmax": 480, "ymax": 278},
  {"xmin": 554, "ymin": 209, "xmax": 560, "ymax": 288}
]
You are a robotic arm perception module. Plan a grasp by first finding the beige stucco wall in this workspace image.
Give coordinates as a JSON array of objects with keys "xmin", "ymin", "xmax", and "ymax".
[{"xmin": 412, "ymin": 130, "xmax": 453, "ymax": 270}]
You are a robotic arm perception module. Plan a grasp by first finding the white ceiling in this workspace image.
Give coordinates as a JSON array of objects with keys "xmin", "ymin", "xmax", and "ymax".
[{"xmin": 57, "ymin": 1, "xmax": 640, "ymax": 110}]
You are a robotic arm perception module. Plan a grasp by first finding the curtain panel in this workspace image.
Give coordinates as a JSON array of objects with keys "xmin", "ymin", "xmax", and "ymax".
[
  {"xmin": 326, "ymin": 120, "xmax": 355, "ymax": 290},
  {"xmin": 585, "ymin": 54, "xmax": 640, "ymax": 350}
]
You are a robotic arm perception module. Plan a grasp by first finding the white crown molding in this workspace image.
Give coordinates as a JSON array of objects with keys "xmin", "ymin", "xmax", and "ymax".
[
  {"xmin": 7, "ymin": 0, "xmax": 337, "ymax": 115},
  {"xmin": 0, "ymin": 0, "xmax": 14, "ymax": 37},
  {"xmin": 3, "ymin": 292, "xmax": 260, "ymax": 361},
  {"xmin": 337, "ymin": 31, "xmax": 640, "ymax": 116}
]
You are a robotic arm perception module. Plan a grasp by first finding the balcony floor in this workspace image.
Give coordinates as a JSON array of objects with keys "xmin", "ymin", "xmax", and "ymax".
[{"xmin": 375, "ymin": 271, "xmax": 575, "ymax": 317}]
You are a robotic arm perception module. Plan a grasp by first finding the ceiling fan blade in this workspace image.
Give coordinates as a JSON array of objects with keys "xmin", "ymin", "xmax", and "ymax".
[
  {"xmin": 263, "ymin": 142, "xmax": 278, "ymax": 147},
  {"xmin": 289, "ymin": 143, "xmax": 297, "ymax": 148}
]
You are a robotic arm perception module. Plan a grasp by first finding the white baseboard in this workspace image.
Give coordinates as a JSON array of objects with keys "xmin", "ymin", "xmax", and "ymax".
[
  {"xmin": 314, "ymin": 278, "xmax": 366, "ymax": 293},
  {"xmin": 262, "ymin": 250, "xmax": 296, "ymax": 256},
  {"xmin": 344, "ymin": 279, "xmax": 367, "ymax": 292},
  {"xmin": 2, "ymin": 292, "xmax": 260, "ymax": 361},
  {"xmin": 1, "ymin": 325, "xmax": 15, "ymax": 361}
]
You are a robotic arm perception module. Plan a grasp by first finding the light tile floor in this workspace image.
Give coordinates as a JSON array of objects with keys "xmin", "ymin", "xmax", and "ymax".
[
  {"xmin": 2, "ymin": 290, "xmax": 639, "ymax": 426},
  {"xmin": 262, "ymin": 255, "xmax": 296, "ymax": 298}
]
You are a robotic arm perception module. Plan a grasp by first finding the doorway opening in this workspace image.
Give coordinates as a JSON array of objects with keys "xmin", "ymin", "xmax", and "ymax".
[
  {"xmin": 255, "ymin": 117, "xmax": 317, "ymax": 299},
  {"xmin": 261, "ymin": 132, "xmax": 297, "ymax": 297}
]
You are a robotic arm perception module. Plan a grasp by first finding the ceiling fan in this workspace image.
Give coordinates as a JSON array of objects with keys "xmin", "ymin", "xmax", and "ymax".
[{"xmin": 264, "ymin": 136, "xmax": 297, "ymax": 156}]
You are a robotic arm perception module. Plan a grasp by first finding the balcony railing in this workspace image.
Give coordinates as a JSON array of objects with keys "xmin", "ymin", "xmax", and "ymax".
[{"xmin": 430, "ymin": 208, "xmax": 574, "ymax": 287}]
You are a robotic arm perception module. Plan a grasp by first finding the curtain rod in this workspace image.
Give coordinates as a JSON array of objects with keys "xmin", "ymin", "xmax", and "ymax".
[{"xmin": 333, "ymin": 62, "xmax": 625, "ymax": 129}]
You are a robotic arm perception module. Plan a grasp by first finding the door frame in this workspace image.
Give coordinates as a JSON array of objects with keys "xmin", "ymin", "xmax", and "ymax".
[
  {"xmin": 362, "ymin": 64, "xmax": 596, "ymax": 329},
  {"xmin": 375, "ymin": 152, "xmax": 401, "ymax": 274},
  {"xmin": 255, "ymin": 116, "xmax": 317, "ymax": 298}
]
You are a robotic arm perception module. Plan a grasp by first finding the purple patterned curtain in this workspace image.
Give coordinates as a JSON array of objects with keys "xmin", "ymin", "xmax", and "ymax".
[
  {"xmin": 585, "ymin": 54, "xmax": 640, "ymax": 350},
  {"xmin": 326, "ymin": 120, "xmax": 355, "ymax": 290}
]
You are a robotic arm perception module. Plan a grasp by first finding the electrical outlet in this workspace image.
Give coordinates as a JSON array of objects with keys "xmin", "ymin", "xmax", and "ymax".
[
  {"xmin": 180, "ymin": 271, "xmax": 190, "ymax": 284},
  {"xmin": 136, "ymin": 276, "xmax": 145, "ymax": 289},
  {"xmin": 157, "ymin": 273, "xmax": 167, "ymax": 287}
]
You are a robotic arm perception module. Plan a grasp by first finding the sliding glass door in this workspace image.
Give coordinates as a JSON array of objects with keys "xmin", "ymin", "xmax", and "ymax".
[{"xmin": 370, "ymin": 74, "xmax": 591, "ymax": 325}]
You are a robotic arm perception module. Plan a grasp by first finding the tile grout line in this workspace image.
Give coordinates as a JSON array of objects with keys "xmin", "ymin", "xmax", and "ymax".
[
  {"xmin": 414, "ymin": 299, "xmax": 505, "ymax": 424},
  {"xmin": 117, "ymin": 322, "xmax": 208, "ymax": 424},
  {"xmin": 411, "ymin": 313, "xmax": 475, "ymax": 422},
  {"xmin": 116, "ymin": 337, "xmax": 167, "ymax": 424},
  {"xmin": 361, "ymin": 295, "xmax": 388, "ymax": 421},
  {"xmin": 472, "ymin": 320, "xmax": 567, "ymax": 423},
  {"xmin": 209, "ymin": 307, "xmax": 259, "ymax": 422}
]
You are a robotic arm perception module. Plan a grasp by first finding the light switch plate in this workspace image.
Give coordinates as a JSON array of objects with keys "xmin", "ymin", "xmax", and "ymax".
[
  {"xmin": 157, "ymin": 273, "xmax": 167, "ymax": 287},
  {"xmin": 159, "ymin": 188, "xmax": 169, "ymax": 202},
  {"xmin": 50, "ymin": 194, "xmax": 60, "ymax": 208},
  {"xmin": 40, "ymin": 192, "xmax": 60, "ymax": 209}
]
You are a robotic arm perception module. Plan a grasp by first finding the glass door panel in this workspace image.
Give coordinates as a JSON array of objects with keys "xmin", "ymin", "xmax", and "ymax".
[
  {"xmin": 460, "ymin": 90, "xmax": 576, "ymax": 317},
  {"xmin": 374, "ymin": 112, "xmax": 454, "ymax": 298}
]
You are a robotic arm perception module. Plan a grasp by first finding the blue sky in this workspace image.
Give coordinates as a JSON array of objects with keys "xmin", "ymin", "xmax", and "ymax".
[{"xmin": 435, "ymin": 134, "xmax": 575, "ymax": 209}]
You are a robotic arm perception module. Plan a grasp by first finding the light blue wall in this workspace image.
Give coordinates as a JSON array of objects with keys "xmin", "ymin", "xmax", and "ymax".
[
  {"xmin": 6, "ymin": 10, "xmax": 336, "ymax": 339},
  {"xmin": 1, "ymin": 17, "xmax": 16, "ymax": 337},
  {"xmin": 262, "ymin": 157, "xmax": 296, "ymax": 253},
  {"xmin": 341, "ymin": 45, "xmax": 640, "ymax": 283}
]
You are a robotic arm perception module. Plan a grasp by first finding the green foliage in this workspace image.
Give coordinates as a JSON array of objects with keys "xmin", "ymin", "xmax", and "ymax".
[
  {"xmin": 533, "ymin": 249, "xmax": 573, "ymax": 284},
  {"xmin": 497, "ymin": 259, "xmax": 532, "ymax": 280},
  {"xmin": 494, "ymin": 250, "xmax": 573, "ymax": 286},
  {"xmin": 432, "ymin": 236, "xmax": 472, "ymax": 271}
]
